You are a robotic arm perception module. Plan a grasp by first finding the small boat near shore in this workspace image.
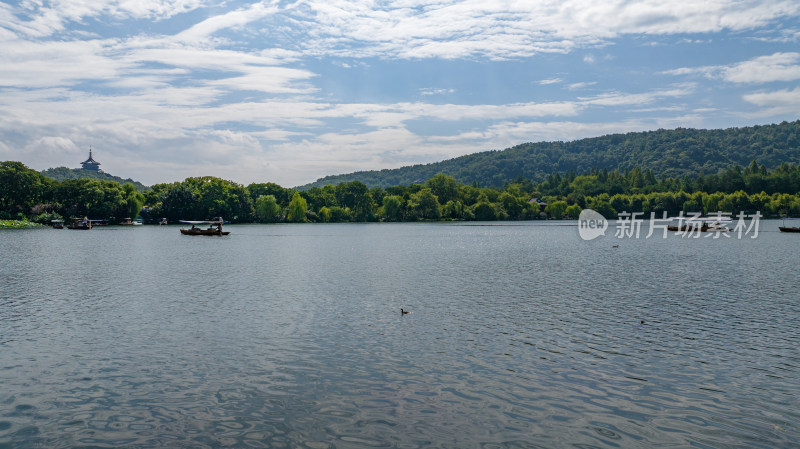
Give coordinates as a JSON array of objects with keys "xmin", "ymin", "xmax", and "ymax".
[
  {"xmin": 51, "ymin": 220, "xmax": 64, "ymax": 229},
  {"xmin": 119, "ymin": 218, "xmax": 143, "ymax": 226},
  {"xmin": 179, "ymin": 219, "xmax": 229, "ymax": 236},
  {"xmin": 68, "ymin": 218, "xmax": 91, "ymax": 230},
  {"xmin": 779, "ymin": 218, "xmax": 800, "ymax": 233}
]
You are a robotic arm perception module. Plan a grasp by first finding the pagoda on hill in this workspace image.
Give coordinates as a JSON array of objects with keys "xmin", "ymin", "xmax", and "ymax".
[{"xmin": 80, "ymin": 147, "xmax": 102, "ymax": 171}]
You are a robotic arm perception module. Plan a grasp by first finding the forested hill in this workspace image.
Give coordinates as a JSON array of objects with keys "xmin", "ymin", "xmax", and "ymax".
[
  {"xmin": 299, "ymin": 121, "xmax": 800, "ymax": 189},
  {"xmin": 41, "ymin": 167, "xmax": 148, "ymax": 191}
]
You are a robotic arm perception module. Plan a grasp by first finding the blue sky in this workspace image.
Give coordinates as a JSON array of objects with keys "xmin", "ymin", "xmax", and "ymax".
[{"xmin": 1, "ymin": 0, "xmax": 799, "ymax": 187}]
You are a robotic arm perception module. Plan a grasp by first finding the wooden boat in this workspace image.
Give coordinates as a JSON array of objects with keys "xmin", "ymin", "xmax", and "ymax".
[
  {"xmin": 68, "ymin": 218, "xmax": 91, "ymax": 230},
  {"xmin": 51, "ymin": 220, "xmax": 64, "ymax": 229},
  {"xmin": 779, "ymin": 218, "xmax": 800, "ymax": 233},
  {"xmin": 179, "ymin": 219, "xmax": 229, "ymax": 236},
  {"xmin": 119, "ymin": 218, "xmax": 143, "ymax": 226}
]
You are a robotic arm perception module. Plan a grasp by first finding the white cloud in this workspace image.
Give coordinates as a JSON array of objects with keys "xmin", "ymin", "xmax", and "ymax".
[
  {"xmin": 579, "ymin": 84, "xmax": 695, "ymax": 107},
  {"xmin": 1, "ymin": 1, "xmax": 799, "ymax": 187},
  {"xmin": 419, "ymin": 87, "xmax": 455, "ymax": 96},
  {"xmin": 666, "ymin": 52, "xmax": 800, "ymax": 83},
  {"xmin": 3, "ymin": 0, "xmax": 207, "ymax": 37},
  {"xmin": 538, "ymin": 78, "xmax": 562, "ymax": 85},
  {"xmin": 175, "ymin": 2, "xmax": 280, "ymax": 43},
  {"xmin": 4, "ymin": 0, "xmax": 800, "ymax": 60},
  {"xmin": 724, "ymin": 52, "xmax": 800, "ymax": 83},
  {"xmin": 280, "ymin": 0, "xmax": 800, "ymax": 60},
  {"xmin": 0, "ymin": 78, "xmax": 699, "ymax": 186},
  {"xmin": 742, "ymin": 86, "xmax": 800, "ymax": 116},
  {"xmin": 567, "ymin": 81, "xmax": 597, "ymax": 91}
]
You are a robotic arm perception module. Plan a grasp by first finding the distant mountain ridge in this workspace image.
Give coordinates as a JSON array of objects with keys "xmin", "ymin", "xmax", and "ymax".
[
  {"xmin": 298, "ymin": 121, "xmax": 800, "ymax": 189},
  {"xmin": 41, "ymin": 167, "xmax": 149, "ymax": 191}
]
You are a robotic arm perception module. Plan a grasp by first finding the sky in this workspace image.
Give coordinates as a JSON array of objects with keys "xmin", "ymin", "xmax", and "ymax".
[{"xmin": 1, "ymin": 1, "xmax": 800, "ymax": 187}]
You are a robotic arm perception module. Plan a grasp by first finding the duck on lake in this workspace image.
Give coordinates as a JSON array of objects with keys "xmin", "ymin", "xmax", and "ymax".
[{"xmin": 401, "ymin": 308, "xmax": 409, "ymax": 314}]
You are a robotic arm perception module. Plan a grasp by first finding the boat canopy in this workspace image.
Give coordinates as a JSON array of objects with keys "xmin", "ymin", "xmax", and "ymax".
[{"xmin": 179, "ymin": 220, "xmax": 229, "ymax": 224}]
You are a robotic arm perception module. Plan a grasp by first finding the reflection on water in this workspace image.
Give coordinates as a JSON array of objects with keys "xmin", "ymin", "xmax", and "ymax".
[{"xmin": 1, "ymin": 222, "xmax": 798, "ymax": 448}]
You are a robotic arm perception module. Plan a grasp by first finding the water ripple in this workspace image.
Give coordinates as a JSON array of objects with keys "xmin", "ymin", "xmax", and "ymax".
[{"xmin": 0, "ymin": 223, "xmax": 798, "ymax": 447}]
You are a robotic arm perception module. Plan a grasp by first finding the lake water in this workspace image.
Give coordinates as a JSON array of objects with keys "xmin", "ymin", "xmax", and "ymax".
[{"xmin": 0, "ymin": 222, "xmax": 798, "ymax": 448}]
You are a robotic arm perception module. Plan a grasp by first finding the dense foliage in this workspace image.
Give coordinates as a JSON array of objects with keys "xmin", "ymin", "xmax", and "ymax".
[
  {"xmin": 134, "ymin": 168, "xmax": 800, "ymax": 222},
  {"xmin": 143, "ymin": 176, "xmax": 252, "ymax": 223},
  {"xmin": 300, "ymin": 121, "xmax": 800, "ymax": 189},
  {"xmin": 1, "ymin": 161, "xmax": 145, "ymax": 224},
  {"xmin": 41, "ymin": 166, "xmax": 149, "ymax": 191},
  {"xmin": 5, "ymin": 157, "xmax": 800, "ymax": 225}
]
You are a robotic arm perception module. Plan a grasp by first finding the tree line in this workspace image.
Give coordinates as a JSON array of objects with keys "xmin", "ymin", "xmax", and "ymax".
[
  {"xmin": 3, "ymin": 160, "xmax": 800, "ymax": 224},
  {"xmin": 1, "ymin": 161, "xmax": 144, "ymax": 224},
  {"xmin": 301, "ymin": 120, "xmax": 800, "ymax": 189}
]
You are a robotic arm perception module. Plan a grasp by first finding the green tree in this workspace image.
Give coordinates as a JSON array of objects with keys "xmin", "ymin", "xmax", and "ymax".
[
  {"xmin": 472, "ymin": 202, "xmax": 497, "ymax": 221},
  {"xmin": 442, "ymin": 200, "xmax": 466, "ymax": 219},
  {"xmin": 335, "ymin": 181, "xmax": 374, "ymax": 221},
  {"xmin": 255, "ymin": 195, "xmax": 281, "ymax": 222},
  {"xmin": 381, "ymin": 195, "xmax": 404, "ymax": 222},
  {"xmin": 682, "ymin": 199, "xmax": 701, "ymax": 214},
  {"xmin": 545, "ymin": 201, "xmax": 568, "ymax": 219},
  {"xmin": 304, "ymin": 186, "xmax": 337, "ymax": 211},
  {"xmin": 0, "ymin": 161, "xmax": 47, "ymax": 214},
  {"xmin": 565, "ymin": 204, "xmax": 582, "ymax": 219},
  {"xmin": 191, "ymin": 177, "xmax": 252, "ymax": 221},
  {"xmin": 369, "ymin": 187, "xmax": 387, "ymax": 207},
  {"xmin": 426, "ymin": 173, "xmax": 459, "ymax": 204},
  {"xmin": 327, "ymin": 206, "xmax": 351, "ymax": 222},
  {"xmin": 154, "ymin": 183, "xmax": 198, "ymax": 221},
  {"xmin": 53, "ymin": 179, "xmax": 125, "ymax": 219},
  {"xmin": 408, "ymin": 188, "xmax": 440, "ymax": 220},
  {"xmin": 498, "ymin": 192, "xmax": 524, "ymax": 219},
  {"xmin": 569, "ymin": 175, "xmax": 603, "ymax": 196},
  {"xmin": 523, "ymin": 201, "xmax": 541, "ymax": 219},
  {"xmin": 318, "ymin": 206, "xmax": 332, "ymax": 222},
  {"xmin": 287, "ymin": 191, "xmax": 308, "ymax": 222},
  {"xmin": 121, "ymin": 183, "xmax": 145, "ymax": 219},
  {"xmin": 247, "ymin": 182, "xmax": 293, "ymax": 208}
]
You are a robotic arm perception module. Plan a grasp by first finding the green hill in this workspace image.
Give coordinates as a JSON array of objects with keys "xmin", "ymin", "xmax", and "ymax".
[
  {"xmin": 41, "ymin": 167, "xmax": 149, "ymax": 191},
  {"xmin": 299, "ymin": 121, "xmax": 800, "ymax": 189}
]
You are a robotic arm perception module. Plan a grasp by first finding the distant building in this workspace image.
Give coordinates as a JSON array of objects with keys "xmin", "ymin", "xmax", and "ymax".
[
  {"xmin": 80, "ymin": 148, "xmax": 102, "ymax": 171},
  {"xmin": 529, "ymin": 197, "xmax": 547, "ymax": 207}
]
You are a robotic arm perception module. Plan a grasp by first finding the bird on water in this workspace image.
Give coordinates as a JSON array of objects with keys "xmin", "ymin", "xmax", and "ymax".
[{"xmin": 401, "ymin": 308, "xmax": 409, "ymax": 314}]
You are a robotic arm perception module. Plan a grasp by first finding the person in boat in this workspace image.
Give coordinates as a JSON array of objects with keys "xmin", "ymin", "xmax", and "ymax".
[
  {"xmin": 217, "ymin": 223, "xmax": 223, "ymax": 233},
  {"xmin": 191, "ymin": 224, "xmax": 197, "ymax": 230},
  {"xmin": 82, "ymin": 216, "xmax": 88, "ymax": 227}
]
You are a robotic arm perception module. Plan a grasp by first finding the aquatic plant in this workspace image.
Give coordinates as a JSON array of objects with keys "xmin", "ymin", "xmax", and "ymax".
[{"xmin": 0, "ymin": 219, "xmax": 44, "ymax": 229}]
